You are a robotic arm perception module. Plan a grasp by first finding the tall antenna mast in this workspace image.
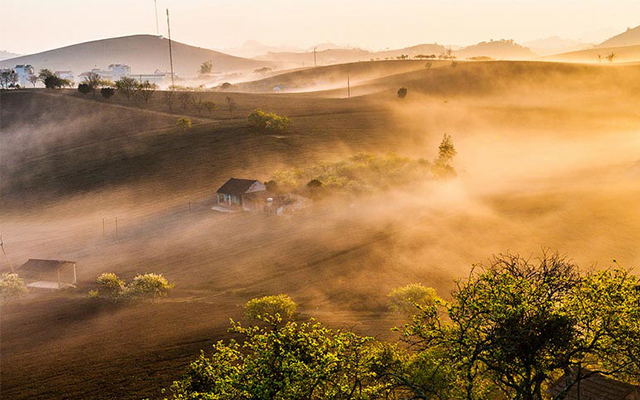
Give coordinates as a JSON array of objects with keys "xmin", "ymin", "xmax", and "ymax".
[
  {"xmin": 154, "ymin": 0, "xmax": 159, "ymax": 36},
  {"xmin": 166, "ymin": 9, "xmax": 175, "ymax": 87},
  {"xmin": 313, "ymin": 47, "xmax": 317, "ymax": 67}
]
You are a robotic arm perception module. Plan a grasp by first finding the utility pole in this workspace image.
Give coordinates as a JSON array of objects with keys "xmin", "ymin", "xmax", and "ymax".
[
  {"xmin": 313, "ymin": 47, "xmax": 317, "ymax": 67},
  {"xmin": 115, "ymin": 217, "xmax": 119, "ymax": 240},
  {"xmin": 102, "ymin": 218, "xmax": 105, "ymax": 238},
  {"xmin": 166, "ymin": 9, "xmax": 175, "ymax": 87},
  {"xmin": 154, "ymin": 0, "xmax": 159, "ymax": 36}
]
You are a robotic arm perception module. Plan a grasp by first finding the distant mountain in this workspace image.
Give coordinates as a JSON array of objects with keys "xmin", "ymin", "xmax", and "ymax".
[
  {"xmin": 0, "ymin": 34, "xmax": 272, "ymax": 77},
  {"xmin": 453, "ymin": 39, "xmax": 535, "ymax": 60},
  {"xmin": 372, "ymin": 43, "xmax": 446, "ymax": 59},
  {"xmin": 598, "ymin": 25, "xmax": 640, "ymax": 48},
  {"xmin": 0, "ymin": 50, "xmax": 20, "ymax": 61},
  {"xmin": 523, "ymin": 36, "xmax": 592, "ymax": 56},
  {"xmin": 222, "ymin": 40, "xmax": 303, "ymax": 58},
  {"xmin": 307, "ymin": 42, "xmax": 350, "ymax": 52}
]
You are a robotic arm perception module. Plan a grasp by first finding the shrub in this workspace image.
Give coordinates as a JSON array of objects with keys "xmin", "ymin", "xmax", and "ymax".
[
  {"xmin": 247, "ymin": 109, "xmax": 291, "ymax": 133},
  {"xmin": 397, "ymin": 87, "xmax": 408, "ymax": 99},
  {"xmin": 78, "ymin": 83, "xmax": 92, "ymax": 95},
  {"xmin": 100, "ymin": 87, "xmax": 115, "ymax": 100},
  {"xmin": 176, "ymin": 117, "xmax": 192, "ymax": 132},
  {"xmin": 128, "ymin": 273, "xmax": 172, "ymax": 299},
  {"xmin": 244, "ymin": 294, "xmax": 297, "ymax": 321},
  {"xmin": 388, "ymin": 283, "xmax": 440, "ymax": 315},
  {"xmin": 0, "ymin": 273, "xmax": 28, "ymax": 302},
  {"xmin": 96, "ymin": 272, "xmax": 125, "ymax": 298}
]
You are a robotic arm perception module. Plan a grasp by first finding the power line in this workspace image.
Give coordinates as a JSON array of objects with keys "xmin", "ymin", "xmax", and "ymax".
[{"xmin": 154, "ymin": 0, "xmax": 159, "ymax": 36}]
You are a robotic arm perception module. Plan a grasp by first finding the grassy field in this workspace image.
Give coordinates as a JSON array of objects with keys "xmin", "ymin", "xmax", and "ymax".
[{"xmin": 1, "ymin": 60, "xmax": 640, "ymax": 400}]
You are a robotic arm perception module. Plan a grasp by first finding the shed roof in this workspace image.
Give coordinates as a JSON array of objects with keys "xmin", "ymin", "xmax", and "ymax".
[
  {"xmin": 548, "ymin": 370, "xmax": 640, "ymax": 400},
  {"xmin": 17, "ymin": 259, "xmax": 76, "ymax": 274},
  {"xmin": 217, "ymin": 178, "xmax": 262, "ymax": 195}
]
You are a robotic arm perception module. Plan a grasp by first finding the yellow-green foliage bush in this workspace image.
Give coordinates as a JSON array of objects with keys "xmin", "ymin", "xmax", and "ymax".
[
  {"xmin": 96, "ymin": 272, "xmax": 125, "ymax": 298},
  {"xmin": 247, "ymin": 109, "xmax": 291, "ymax": 133},
  {"xmin": 0, "ymin": 273, "xmax": 28, "ymax": 302},
  {"xmin": 388, "ymin": 283, "xmax": 441, "ymax": 315},
  {"xmin": 128, "ymin": 273, "xmax": 173, "ymax": 299},
  {"xmin": 244, "ymin": 294, "xmax": 297, "ymax": 321}
]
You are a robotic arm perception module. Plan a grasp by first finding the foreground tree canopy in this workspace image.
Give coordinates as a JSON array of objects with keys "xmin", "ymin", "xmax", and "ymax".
[{"xmin": 169, "ymin": 252, "xmax": 639, "ymax": 400}]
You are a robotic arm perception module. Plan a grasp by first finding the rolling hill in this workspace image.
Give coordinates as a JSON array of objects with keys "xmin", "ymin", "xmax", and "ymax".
[
  {"xmin": 0, "ymin": 34, "xmax": 273, "ymax": 77},
  {"xmin": 541, "ymin": 44, "xmax": 640, "ymax": 63},
  {"xmin": 597, "ymin": 25, "xmax": 640, "ymax": 48}
]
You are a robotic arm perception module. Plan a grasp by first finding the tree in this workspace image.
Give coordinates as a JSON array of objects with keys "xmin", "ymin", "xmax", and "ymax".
[
  {"xmin": 397, "ymin": 87, "xmax": 408, "ymax": 99},
  {"xmin": 199, "ymin": 60, "xmax": 213, "ymax": 75},
  {"xmin": 244, "ymin": 294, "xmax": 297, "ymax": 322},
  {"xmin": 169, "ymin": 312, "xmax": 389, "ymax": 399},
  {"xmin": 115, "ymin": 76, "xmax": 138, "ymax": 103},
  {"xmin": 100, "ymin": 87, "xmax": 115, "ymax": 100},
  {"xmin": 226, "ymin": 96, "xmax": 237, "ymax": 118},
  {"xmin": 77, "ymin": 83, "xmax": 92, "ymax": 95},
  {"xmin": 0, "ymin": 273, "xmax": 28, "ymax": 302},
  {"xmin": 425, "ymin": 61, "xmax": 433, "ymax": 69},
  {"xmin": 83, "ymin": 71, "xmax": 104, "ymax": 97},
  {"xmin": 163, "ymin": 90, "xmax": 175, "ymax": 113},
  {"xmin": 176, "ymin": 117, "xmax": 192, "ymax": 132},
  {"xmin": 399, "ymin": 252, "xmax": 640, "ymax": 400},
  {"xmin": 128, "ymin": 273, "xmax": 172, "ymax": 299},
  {"xmin": 432, "ymin": 133, "xmax": 457, "ymax": 178},
  {"xmin": 177, "ymin": 92, "xmax": 194, "ymax": 111},
  {"xmin": 202, "ymin": 100, "xmax": 216, "ymax": 118},
  {"xmin": 27, "ymin": 74, "xmax": 38, "ymax": 88},
  {"xmin": 38, "ymin": 69, "xmax": 70, "ymax": 89},
  {"xmin": 388, "ymin": 283, "xmax": 440, "ymax": 315},
  {"xmin": 0, "ymin": 69, "xmax": 18, "ymax": 89},
  {"xmin": 597, "ymin": 54, "xmax": 603, "ymax": 63},
  {"xmin": 606, "ymin": 52, "xmax": 617, "ymax": 63},
  {"xmin": 137, "ymin": 80, "xmax": 157, "ymax": 104}
]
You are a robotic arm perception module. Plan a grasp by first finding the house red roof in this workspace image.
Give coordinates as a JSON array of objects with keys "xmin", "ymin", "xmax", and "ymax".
[{"xmin": 548, "ymin": 370, "xmax": 640, "ymax": 400}]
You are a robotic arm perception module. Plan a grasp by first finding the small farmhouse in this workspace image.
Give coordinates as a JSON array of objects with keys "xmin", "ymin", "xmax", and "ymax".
[
  {"xmin": 215, "ymin": 178, "xmax": 309, "ymax": 214},
  {"xmin": 216, "ymin": 178, "xmax": 267, "ymax": 208},
  {"xmin": 16, "ymin": 259, "xmax": 77, "ymax": 290},
  {"xmin": 548, "ymin": 370, "xmax": 640, "ymax": 400}
]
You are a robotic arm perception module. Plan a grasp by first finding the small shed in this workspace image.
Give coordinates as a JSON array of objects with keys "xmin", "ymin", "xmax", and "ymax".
[
  {"xmin": 548, "ymin": 370, "xmax": 640, "ymax": 400},
  {"xmin": 216, "ymin": 178, "xmax": 266, "ymax": 208},
  {"xmin": 16, "ymin": 259, "xmax": 77, "ymax": 290}
]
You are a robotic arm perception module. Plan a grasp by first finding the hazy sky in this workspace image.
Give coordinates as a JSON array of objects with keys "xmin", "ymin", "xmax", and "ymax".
[{"xmin": 1, "ymin": 0, "xmax": 638, "ymax": 54}]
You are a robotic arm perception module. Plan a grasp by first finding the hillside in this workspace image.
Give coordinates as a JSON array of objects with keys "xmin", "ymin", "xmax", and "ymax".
[
  {"xmin": 523, "ymin": 36, "xmax": 592, "ymax": 56},
  {"xmin": 0, "ymin": 34, "xmax": 272, "ymax": 78},
  {"xmin": 542, "ymin": 44, "xmax": 640, "ymax": 63},
  {"xmin": 2, "ymin": 61, "xmax": 640, "ymax": 400},
  {"xmin": 453, "ymin": 39, "xmax": 535, "ymax": 60},
  {"xmin": 598, "ymin": 25, "xmax": 640, "ymax": 48}
]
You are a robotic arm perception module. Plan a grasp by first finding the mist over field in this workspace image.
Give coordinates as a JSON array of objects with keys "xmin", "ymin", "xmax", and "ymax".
[{"xmin": 1, "ymin": 15, "xmax": 640, "ymax": 400}]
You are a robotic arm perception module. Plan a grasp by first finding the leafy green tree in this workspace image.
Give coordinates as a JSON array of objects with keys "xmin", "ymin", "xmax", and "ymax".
[
  {"xmin": 115, "ymin": 76, "xmax": 138, "ymax": 103},
  {"xmin": 82, "ymin": 71, "xmax": 105, "ymax": 97},
  {"xmin": 77, "ymin": 83, "xmax": 92, "ymax": 95},
  {"xmin": 397, "ymin": 87, "xmax": 408, "ymax": 99},
  {"xmin": 0, "ymin": 273, "xmax": 28, "ymax": 302},
  {"xmin": 400, "ymin": 253, "xmax": 640, "ymax": 400},
  {"xmin": 170, "ymin": 313, "xmax": 391, "ymax": 399},
  {"xmin": 128, "ymin": 273, "xmax": 172, "ymax": 299},
  {"xmin": 244, "ymin": 294, "xmax": 297, "ymax": 322},
  {"xmin": 137, "ymin": 80, "xmax": 157, "ymax": 104}
]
